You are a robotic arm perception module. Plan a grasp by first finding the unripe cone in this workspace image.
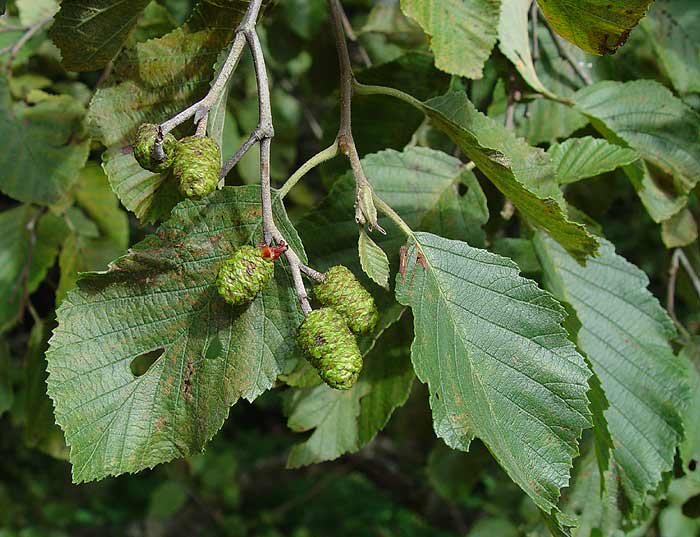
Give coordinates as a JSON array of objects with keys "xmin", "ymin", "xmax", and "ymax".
[
  {"xmin": 297, "ymin": 308, "xmax": 363, "ymax": 390},
  {"xmin": 314, "ymin": 265, "xmax": 378, "ymax": 334},
  {"xmin": 216, "ymin": 245, "xmax": 282, "ymax": 306},
  {"xmin": 132, "ymin": 123, "xmax": 177, "ymax": 173},
  {"xmin": 173, "ymin": 136, "xmax": 221, "ymax": 199}
]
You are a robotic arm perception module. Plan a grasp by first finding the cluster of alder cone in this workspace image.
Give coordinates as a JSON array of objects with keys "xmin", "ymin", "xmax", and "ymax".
[{"xmin": 133, "ymin": 124, "xmax": 378, "ymax": 390}]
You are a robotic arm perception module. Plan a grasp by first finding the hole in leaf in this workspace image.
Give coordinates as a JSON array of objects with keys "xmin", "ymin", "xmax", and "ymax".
[
  {"xmin": 457, "ymin": 182, "xmax": 469, "ymax": 196},
  {"xmin": 690, "ymin": 459, "xmax": 697, "ymax": 472},
  {"xmin": 130, "ymin": 349, "xmax": 164, "ymax": 377},
  {"xmin": 683, "ymin": 494, "xmax": 700, "ymax": 519}
]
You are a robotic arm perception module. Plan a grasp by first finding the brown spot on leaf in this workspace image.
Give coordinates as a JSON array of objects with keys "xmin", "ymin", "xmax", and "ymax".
[{"xmin": 183, "ymin": 358, "xmax": 195, "ymax": 402}]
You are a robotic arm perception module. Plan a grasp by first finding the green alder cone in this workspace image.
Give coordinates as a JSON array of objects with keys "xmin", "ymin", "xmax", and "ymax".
[
  {"xmin": 297, "ymin": 308, "xmax": 363, "ymax": 390},
  {"xmin": 173, "ymin": 136, "xmax": 221, "ymax": 199},
  {"xmin": 314, "ymin": 265, "xmax": 378, "ymax": 334},
  {"xmin": 132, "ymin": 123, "xmax": 177, "ymax": 173},
  {"xmin": 216, "ymin": 245, "xmax": 275, "ymax": 306}
]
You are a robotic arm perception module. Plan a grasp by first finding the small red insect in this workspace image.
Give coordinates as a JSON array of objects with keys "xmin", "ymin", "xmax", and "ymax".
[{"xmin": 261, "ymin": 241, "xmax": 288, "ymax": 261}]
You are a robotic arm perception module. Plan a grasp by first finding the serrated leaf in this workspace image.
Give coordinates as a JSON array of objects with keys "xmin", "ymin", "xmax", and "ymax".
[
  {"xmin": 286, "ymin": 318, "xmax": 414, "ymax": 468},
  {"xmin": 358, "ymin": 228, "xmax": 390, "ymax": 290},
  {"xmin": 498, "ymin": 0, "xmax": 554, "ymax": 98},
  {"xmin": 536, "ymin": 0, "xmax": 653, "ymax": 55},
  {"xmin": 102, "ymin": 145, "xmax": 183, "ymax": 225},
  {"xmin": 46, "ymin": 186, "xmax": 306, "ymax": 482},
  {"xmin": 400, "ymin": 0, "xmax": 500, "ymax": 79},
  {"xmin": 0, "ymin": 78, "xmax": 90, "ymax": 205},
  {"xmin": 0, "ymin": 207, "xmax": 65, "ymax": 333},
  {"xmin": 50, "ymin": 0, "xmax": 151, "ymax": 71},
  {"xmin": 422, "ymin": 92, "xmax": 598, "ymax": 263},
  {"xmin": 534, "ymin": 233, "xmax": 688, "ymax": 513},
  {"xmin": 548, "ymin": 137, "xmax": 639, "ymax": 185},
  {"xmin": 573, "ymin": 80, "xmax": 700, "ymax": 221},
  {"xmin": 73, "ymin": 162, "xmax": 130, "ymax": 250},
  {"xmin": 395, "ymin": 232, "xmax": 592, "ymax": 516}
]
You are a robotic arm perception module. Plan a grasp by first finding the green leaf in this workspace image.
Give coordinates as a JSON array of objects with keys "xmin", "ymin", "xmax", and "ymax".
[
  {"xmin": 400, "ymin": 0, "xmax": 500, "ymax": 78},
  {"xmin": 548, "ymin": 137, "xmax": 639, "ymax": 185},
  {"xmin": 534, "ymin": 233, "xmax": 689, "ymax": 513},
  {"xmin": 661, "ymin": 209, "xmax": 698, "ymax": 249},
  {"xmin": 0, "ymin": 206, "xmax": 65, "ymax": 333},
  {"xmin": 73, "ymin": 162, "xmax": 130, "ymax": 250},
  {"xmin": 50, "ymin": 0, "xmax": 151, "ymax": 71},
  {"xmin": 680, "ymin": 339, "xmax": 700, "ymax": 482},
  {"xmin": 422, "ymin": 92, "xmax": 598, "ymax": 263},
  {"xmin": 0, "ymin": 78, "xmax": 90, "ymax": 205},
  {"xmin": 563, "ymin": 448, "xmax": 623, "ymax": 537},
  {"xmin": 536, "ymin": 0, "xmax": 653, "ymax": 55},
  {"xmin": 46, "ymin": 186, "xmax": 306, "ymax": 482},
  {"xmin": 395, "ymin": 232, "xmax": 592, "ymax": 515},
  {"xmin": 286, "ymin": 318, "xmax": 414, "ymax": 468},
  {"xmin": 358, "ymin": 228, "xmax": 390, "ymax": 290},
  {"xmin": 102, "ymin": 145, "xmax": 183, "ymax": 225},
  {"xmin": 498, "ymin": 0, "xmax": 554, "ymax": 98},
  {"xmin": 643, "ymin": 1, "xmax": 700, "ymax": 95},
  {"xmin": 16, "ymin": 319, "xmax": 69, "ymax": 460},
  {"xmin": 573, "ymin": 80, "xmax": 700, "ymax": 221}
]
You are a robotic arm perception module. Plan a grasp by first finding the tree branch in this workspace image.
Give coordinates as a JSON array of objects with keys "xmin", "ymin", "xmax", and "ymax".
[
  {"xmin": 327, "ymin": 0, "xmax": 385, "ymax": 232},
  {"xmin": 152, "ymin": 0, "xmax": 265, "ymax": 161},
  {"xmin": 245, "ymin": 23, "xmax": 315, "ymax": 314}
]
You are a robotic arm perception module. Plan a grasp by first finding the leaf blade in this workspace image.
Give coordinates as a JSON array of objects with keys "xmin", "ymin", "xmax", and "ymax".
[{"xmin": 396, "ymin": 232, "xmax": 592, "ymax": 514}]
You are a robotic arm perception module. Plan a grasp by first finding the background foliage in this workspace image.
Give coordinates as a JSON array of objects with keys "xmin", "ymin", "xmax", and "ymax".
[{"xmin": 1, "ymin": 0, "xmax": 699, "ymax": 536}]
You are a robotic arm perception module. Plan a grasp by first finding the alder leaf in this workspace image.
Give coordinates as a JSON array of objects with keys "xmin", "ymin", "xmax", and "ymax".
[
  {"xmin": 534, "ymin": 233, "xmax": 689, "ymax": 513},
  {"xmin": 0, "ymin": 78, "xmax": 90, "ymax": 205},
  {"xmin": 536, "ymin": 0, "xmax": 654, "ymax": 55},
  {"xmin": 422, "ymin": 92, "xmax": 598, "ymax": 263},
  {"xmin": 548, "ymin": 137, "xmax": 639, "ymax": 184},
  {"xmin": 46, "ymin": 186, "xmax": 306, "ymax": 483},
  {"xmin": 50, "ymin": 0, "xmax": 151, "ymax": 71},
  {"xmin": 358, "ymin": 228, "xmax": 390, "ymax": 290},
  {"xmin": 395, "ymin": 232, "xmax": 592, "ymax": 517},
  {"xmin": 573, "ymin": 80, "xmax": 700, "ymax": 221},
  {"xmin": 661, "ymin": 209, "xmax": 698, "ymax": 249},
  {"xmin": 400, "ymin": 0, "xmax": 500, "ymax": 79}
]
